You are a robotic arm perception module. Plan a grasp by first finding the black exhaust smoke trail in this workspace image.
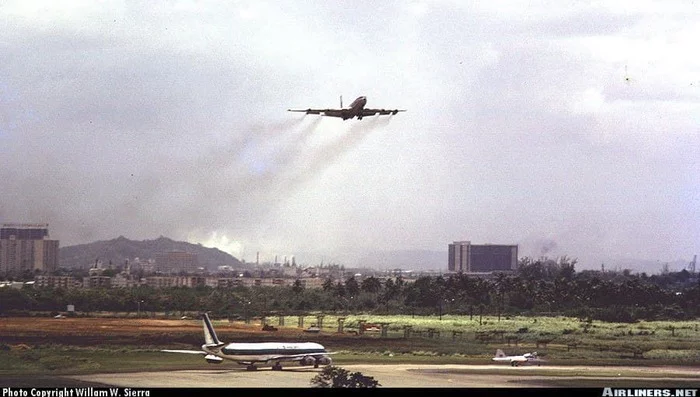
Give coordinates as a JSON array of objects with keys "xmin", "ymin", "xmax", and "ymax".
[
  {"xmin": 250, "ymin": 116, "xmax": 307, "ymax": 137},
  {"xmin": 123, "ymin": 115, "xmax": 387, "ymax": 245},
  {"xmin": 273, "ymin": 116, "xmax": 323, "ymax": 167},
  {"xmin": 154, "ymin": 116, "xmax": 322, "ymax": 231},
  {"xmin": 145, "ymin": 115, "xmax": 381, "ymax": 240},
  {"xmin": 279, "ymin": 117, "xmax": 383, "ymax": 190},
  {"xmin": 202, "ymin": 116, "xmax": 309, "ymax": 171},
  {"xmin": 309, "ymin": 116, "xmax": 382, "ymax": 167}
]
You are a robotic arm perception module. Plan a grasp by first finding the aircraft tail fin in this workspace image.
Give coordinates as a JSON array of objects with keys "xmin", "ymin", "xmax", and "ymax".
[
  {"xmin": 340, "ymin": 95, "xmax": 343, "ymax": 109},
  {"xmin": 202, "ymin": 313, "xmax": 224, "ymax": 347},
  {"xmin": 495, "ymin": 349, "xmax": 506, "ymax": 358}
]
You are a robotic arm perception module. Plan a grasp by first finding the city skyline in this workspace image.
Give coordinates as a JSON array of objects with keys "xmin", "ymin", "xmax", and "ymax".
[
  {"xmin": 54, "ymin": 233, "xmax": 694, "ymax": 274},
  {"xmin": 0, "ymin": 222, "xmax": 695, "ymax": 273}
]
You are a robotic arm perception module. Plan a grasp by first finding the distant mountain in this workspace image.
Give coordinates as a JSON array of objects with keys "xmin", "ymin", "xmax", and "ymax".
[{"xmin": 59, "ymin": 236, "xmax": 245, "ymax": 270}]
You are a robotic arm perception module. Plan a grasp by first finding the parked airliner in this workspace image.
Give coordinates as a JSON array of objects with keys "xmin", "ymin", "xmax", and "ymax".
[
  {"xmin": 288, "ymin": 95, "xmax": 406, "ymax": 120},
  {"xmin": 162, "ymin": 313, "xmax": 333, "ymax": 371}
]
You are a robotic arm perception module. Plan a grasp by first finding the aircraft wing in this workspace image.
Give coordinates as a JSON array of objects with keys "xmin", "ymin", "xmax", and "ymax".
[
  {"xmin": 265, "ymin": 352, "xmax": 336, "ymax": 362},
  {"xmin": 361, "ymin": 108, "xmax": 406, "ymax": 117},
  {"xmin": 161, "ymin": 349, "xmax": 207, "ymax": 355},
  {"xmin": 287, "ymin": 108, "xmax": 345, "ymax": 117}
]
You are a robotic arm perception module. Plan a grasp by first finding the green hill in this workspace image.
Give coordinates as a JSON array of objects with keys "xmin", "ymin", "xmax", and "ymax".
[{"xmin": 59, "ymin": 235, "xmax": 245, "ymax": 270}]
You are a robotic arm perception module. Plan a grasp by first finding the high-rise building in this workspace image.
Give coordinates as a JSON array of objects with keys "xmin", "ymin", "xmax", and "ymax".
[
  {"xmin": 448, "ymin": 241, "xmax": 517, "ymax": 273},
  {"xmin": 0, "ymin": 223, "xmax": 59, "ymax": 274},
  {"xmin": 154, "ymin": 251, "xmax": 199, "ymax": 273}
]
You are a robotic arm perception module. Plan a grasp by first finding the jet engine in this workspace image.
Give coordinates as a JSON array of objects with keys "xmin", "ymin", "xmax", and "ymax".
[
  {"xmin": 315, "ymin": 356, "xmax": 332, "ymax": 366},
  {"xmin": 204, "ymin": 354, "xmax": 223, "ymax": 364},
  {"xmin": 299, "ymin": 356, "xmax": 316, "ymax": 366}
]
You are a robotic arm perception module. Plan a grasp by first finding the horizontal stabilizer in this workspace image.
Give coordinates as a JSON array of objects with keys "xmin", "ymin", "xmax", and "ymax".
[
  {"xmin": 267, "ymin": 351, "xmax": 336, "ymax": 362},
  {"xmin": 205, "ymin": 354, "xmax": 224, "ymax": 364},
  {"xmin": 161, "ymin": 349, "xmax": 206, "ymax": 355}
]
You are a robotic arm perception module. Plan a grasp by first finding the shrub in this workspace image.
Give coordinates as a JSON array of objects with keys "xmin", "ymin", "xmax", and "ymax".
[
  {"xmin": 591, "ymin": 306, "xmax": 639, "ymax": 323},
  {"xmin": 311, "ymin": 366, "xmax": 380, "ymax": 388}
]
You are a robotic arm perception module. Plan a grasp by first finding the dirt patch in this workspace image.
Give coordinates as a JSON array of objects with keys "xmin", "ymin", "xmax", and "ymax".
[{"xmin": 0, "ymin": 316, "xmax": 401, "ymax": 348}]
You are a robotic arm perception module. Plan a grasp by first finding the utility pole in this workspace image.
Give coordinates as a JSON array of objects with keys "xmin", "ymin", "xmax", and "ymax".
[{"xmin": 137, "ymin": 300, "xmax": 144, "ymax": 317}]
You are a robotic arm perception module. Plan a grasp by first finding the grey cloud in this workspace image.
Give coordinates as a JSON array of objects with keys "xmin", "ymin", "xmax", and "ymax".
[{"xmin": 1, "ymin": 1, "xmax": 698, "ymax": 269}]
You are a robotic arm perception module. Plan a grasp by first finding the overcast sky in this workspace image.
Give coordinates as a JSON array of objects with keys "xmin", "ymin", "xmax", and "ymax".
[{"xmin": 1, "ymin": 0, "xmax": 698, "ymax": 270}]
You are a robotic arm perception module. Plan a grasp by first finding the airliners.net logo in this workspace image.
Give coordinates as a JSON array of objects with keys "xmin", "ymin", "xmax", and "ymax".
[{"xmin": 603, "ymin": 389, "xmax": 698, "ymax": 397}]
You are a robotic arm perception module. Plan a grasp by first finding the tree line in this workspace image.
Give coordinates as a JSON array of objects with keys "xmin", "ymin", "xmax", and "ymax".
[{"xmin": 1, "ymin": 257, "xmax": 698, "ymax": 322}]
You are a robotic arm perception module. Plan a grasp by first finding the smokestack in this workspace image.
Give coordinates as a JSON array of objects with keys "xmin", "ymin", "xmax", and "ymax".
[{"xmin": 256, "ymin": 251, "xmax": 259, "ymax": 266}]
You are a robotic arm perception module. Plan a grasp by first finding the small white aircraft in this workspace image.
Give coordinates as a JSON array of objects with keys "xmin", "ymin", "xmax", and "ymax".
[
  {"xmin": 162, "ymin": 313, "xmax": 334, "ymax": 371},
  {"xmin": 492, "ymin": 349, "xmax": 544, "ymax": 366},
  {"xmin": 288, "ymin": 95, "xmax": 406, "ymax": 120}
]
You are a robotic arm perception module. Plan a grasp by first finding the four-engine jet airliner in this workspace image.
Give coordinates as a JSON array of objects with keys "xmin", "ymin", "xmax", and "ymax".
[
  {"xmin": 162, "ymin": 313, "xmax": 333, "ymax": 371},
  {"xmin": 288, "ymin": 95, "xmax": 406, "ymax": 120},
  {"xmin": 492, "ymin": 349, "xmax": 544, "ymax": 366}
]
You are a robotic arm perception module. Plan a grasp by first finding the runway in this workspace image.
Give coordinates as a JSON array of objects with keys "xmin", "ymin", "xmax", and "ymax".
[{"xmin": 67, "ymin": 364, "xmax": 700, "ymax": 388}]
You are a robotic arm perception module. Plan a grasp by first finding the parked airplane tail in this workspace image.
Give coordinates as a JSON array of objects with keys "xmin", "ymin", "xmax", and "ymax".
[
  {"xmin": 202, "ymin": 313, "xmax": 224, "ymax": 347},
  {"xmin": 495, "ymin": 349, "xmax": 506, "ymax": 358}
]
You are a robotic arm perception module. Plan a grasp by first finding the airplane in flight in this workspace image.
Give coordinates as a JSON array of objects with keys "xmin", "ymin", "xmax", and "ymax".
[
  {"xmin": 162, "ymin": 313, "xmax": 334, "ymax": 371},
  {"xmin": 492, "ymin": 349, "xmax": 544, "ymax": 366},
  {"xmin": 288, "ymin": 95, "xmax": 406, "ymax": 120}
]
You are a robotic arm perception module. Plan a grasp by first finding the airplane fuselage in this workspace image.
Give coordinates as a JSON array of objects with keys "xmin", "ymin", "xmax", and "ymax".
[
  {"xmin": 342, "ymin": 96, "xmax": 367, "ymax": 120},
  {"xmin": 492, "ymin": 349, "xmax": 542, "ymax": 366},
  {"xmin": 492, "ymin": 354, "xmax": 541, "ymax": 366},
  {"xmin": 164, "ymin": 313, "xmax": 333, "ymax": 370},
  {"xmin": 203, "ymin": 342, "xmax": 328, "ymax": 363}
]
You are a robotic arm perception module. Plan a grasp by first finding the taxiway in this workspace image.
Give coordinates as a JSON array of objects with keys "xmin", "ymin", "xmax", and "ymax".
[{"xmin": 67, "ymin": 364, "xmax": 700, "ymax": 388}]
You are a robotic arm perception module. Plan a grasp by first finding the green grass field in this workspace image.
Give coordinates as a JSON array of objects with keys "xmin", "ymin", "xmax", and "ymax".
[
  {"xmin": 1, "ymin": 345, "xmax": 699, "ymax": 377},
  {"xmin": 296, "ymin": 313, "xmax": 700, "ymax": 361},
  {"xmin": 1, "ymin": 313, "xmax": 699, "ymax": 381}
]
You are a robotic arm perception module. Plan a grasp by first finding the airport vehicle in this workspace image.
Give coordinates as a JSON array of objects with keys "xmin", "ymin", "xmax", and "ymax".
[
  {"xmin": 162, "ymin": 313, "xmax": 333, "ymax": 371},
  {"xmin": 261, "ymin": 324, "xmax": 278, "ymax": 331},
  {"xmin": 288, "ymin": 95, "xmax": 406, "ymax": 120},
  {"xmin": 303, "ymin": 324, "xmax": 321, "ymax": 333},
  {"xmin": 362, "ymin": 323, "xmax": 381, "ymax": 332},
  {"xmin": 492, "ymin": 349, "xmax": 544, "ymax": 366}
]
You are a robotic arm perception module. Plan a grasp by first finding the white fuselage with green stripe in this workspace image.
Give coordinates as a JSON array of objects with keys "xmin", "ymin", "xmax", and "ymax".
[
  {"xmin": 204, "ymin": 342, "xmax": 329, "ymax": 363},
  {"xmin": 199, "ymin": 313, "xmax": 332, "ymax": 367}
]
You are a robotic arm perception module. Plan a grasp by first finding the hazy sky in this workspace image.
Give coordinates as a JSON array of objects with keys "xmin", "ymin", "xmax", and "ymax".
[{"xmin": 1, "ymin": 0, "xmax": 698, "ymax": 269}]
